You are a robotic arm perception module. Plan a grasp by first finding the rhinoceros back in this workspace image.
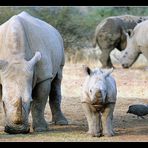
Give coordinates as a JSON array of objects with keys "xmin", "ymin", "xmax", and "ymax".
[{"xmin": 17, "ymin": 11, "xmax": 64, "ymax": 83}]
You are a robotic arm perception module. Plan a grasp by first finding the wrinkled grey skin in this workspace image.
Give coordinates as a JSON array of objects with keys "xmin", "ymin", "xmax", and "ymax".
[
  {"xmin": 93, "ymin": 15, "xmax": 148, "ymax": 68},
  {"xmin": 114, "ymin": 20, "xmax": 148, "ymax": 68},
  {"xmin": 81, "ymin": 66, "xmax": 117, "ymax": 137},
  {"xmin": 0, "ymin": 11, "xmax": 68, "ymax": 134}
]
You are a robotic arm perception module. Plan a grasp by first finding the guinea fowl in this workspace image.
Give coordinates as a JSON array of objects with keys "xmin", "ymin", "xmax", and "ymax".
[{"xmin": 127, "ymin": 104, "xmax": 148, "ymax": 119}]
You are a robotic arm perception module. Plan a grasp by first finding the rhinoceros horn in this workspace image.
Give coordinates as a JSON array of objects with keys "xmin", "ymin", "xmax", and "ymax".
[
  {"xmin": 112, "ymin": 51, "xmax": 122, "ymax": 63},
  {"xmin": 28, "ymin": 52, "xmax": 41, "ymax": 69},
  {"xmin": 14, "ymin": 97, "xmax": 23, "ymax": 124}
]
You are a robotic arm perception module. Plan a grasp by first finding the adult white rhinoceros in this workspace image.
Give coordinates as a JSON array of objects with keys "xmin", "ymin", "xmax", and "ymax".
[
  {"xmin": 0, "ymin": 11, "xmax": 68, "ymax": 134},
  {"xmin": 93, "ymin": 15, "xmax": 148, "ymax": 68}
]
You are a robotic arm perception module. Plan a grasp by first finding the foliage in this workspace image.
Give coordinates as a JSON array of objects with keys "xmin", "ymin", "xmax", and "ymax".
[{"xmin": 0, "ymin": 6, "xmax": 148, "ymax": 62}]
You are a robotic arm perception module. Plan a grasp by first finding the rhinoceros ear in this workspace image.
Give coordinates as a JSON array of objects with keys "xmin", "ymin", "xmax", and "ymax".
[
  {"xmin": 28, "ymin": 52, "xmax": 41, "ymax": 70},
  {"xmin": 83, "ymin": 65, "xmax": 92, "ymax": 75},
  {"xmin": 103, "ymin": 68, "xmax": 114, "ymax": 78},
  {"xmin": 0, "ymin": 60, "xmax": 8, "ymax": 70}
]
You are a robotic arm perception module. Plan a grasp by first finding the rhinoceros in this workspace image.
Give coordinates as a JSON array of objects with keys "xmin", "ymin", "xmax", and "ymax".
[
  {"xmin": 114, "ymin": 19, "xmax": 148, "ymax": 68},
  {"xmin": 81, "ymin": 66, "xmax": 117, "ymax": 137},
  {"xmin": 93, "ymin": 15, "xmax": 148, "ymax": 68},
  {"xmin": 0, "ymin": 11, "xmax": 68, "ymax": 134}
]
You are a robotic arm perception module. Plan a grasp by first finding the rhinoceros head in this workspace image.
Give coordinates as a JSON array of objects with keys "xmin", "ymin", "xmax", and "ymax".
[
  {"xmin": 0, "ymin": 52, "xmax": 41, "ymax": 134},
  {"xmin": 84, "ymin": 66, "xmax": 113, "ymax": 105}
]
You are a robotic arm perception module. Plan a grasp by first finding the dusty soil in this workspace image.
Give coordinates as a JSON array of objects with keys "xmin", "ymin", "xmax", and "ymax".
[{"xmin": 1, "ymin": 62, "xmax": 148, "ymax": 142}]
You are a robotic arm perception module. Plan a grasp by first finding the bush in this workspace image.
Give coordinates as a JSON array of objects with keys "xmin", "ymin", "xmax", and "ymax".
[{"xmin": 1, "ymin": 6, "xmax": 148, "ymax": 62}]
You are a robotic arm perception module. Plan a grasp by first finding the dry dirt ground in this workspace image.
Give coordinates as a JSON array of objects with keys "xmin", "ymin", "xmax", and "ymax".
[{"xmin": 1, "ymin": 61, "xmax": 148, "ymax": 142}]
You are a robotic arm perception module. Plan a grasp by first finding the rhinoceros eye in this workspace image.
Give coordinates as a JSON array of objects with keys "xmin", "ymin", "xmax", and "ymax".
[{"xmin": 90, "ymin": 89, "xmax": 92, "ymax": 93}]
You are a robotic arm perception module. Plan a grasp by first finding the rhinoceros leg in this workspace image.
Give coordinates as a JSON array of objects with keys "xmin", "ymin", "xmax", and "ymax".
[
  {"xmin": 31, "ymin": 80, "xmax": 51, "ymax": 132},
  {"xmin": 101, "ymin": 103, "xmax": 115, "ymax": 137},
  {"xmin": 49, "ymin": 67, "xmax": 68, "ymax": 125},
  {"xmin": 100, "ymin": 49, "xmax": 113, "ymax": 68},
  {"xmin": 82, "ymin": 103, "xmax": 102, "ymax": 137}
]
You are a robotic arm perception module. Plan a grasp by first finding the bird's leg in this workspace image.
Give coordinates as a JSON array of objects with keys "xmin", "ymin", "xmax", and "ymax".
[
  {"xmin": 140, "ymin": 116, "xmax": 145, "ymax": 119},
  {"xmin": 137, "ymin": 116, "xmax": 145, "ymax": 119}
]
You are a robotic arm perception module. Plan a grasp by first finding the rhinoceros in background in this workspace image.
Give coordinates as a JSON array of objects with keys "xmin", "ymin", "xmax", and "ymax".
[
  {"xmin": 81, "ymin": 66, "xmax": 117, "ymax": 137},
  {"xmin": 113, "ymin": 19, "xmax": 148, "ymax": 68},
  {"xmin": 0, "ymin": 11, "xmax": 68, "ymax": 134},
  {"xmin": 93, "ymin": 15, "xmax": 148, "ymax": 68}
]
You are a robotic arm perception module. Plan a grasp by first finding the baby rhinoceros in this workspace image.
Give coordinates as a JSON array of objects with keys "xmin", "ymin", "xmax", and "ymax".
[
  {"xmin": 81, "ymin": 66, "xmax": 117, "ymax": 137},
  {"xmin": 127, "ymin": 104, "xmax": 148, "ymax": 119}
]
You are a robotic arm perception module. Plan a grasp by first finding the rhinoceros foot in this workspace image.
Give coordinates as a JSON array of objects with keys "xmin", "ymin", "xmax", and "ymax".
[
  {"xmin": 51, "ymin": 116, "xmax": 68, "ymax": 125},
  {"xmin": 54, "ymin": 117, "xmax": 68, "ymax": 125},
  {"xmin": 103, "ymin": 130, "xmax": 115, "ymax": 137},
  {"xmin": 33, "ymin": 126, "xmax": 49, "ymax": 132},
  {"xmin": 51, "ymin": 112, "xmax": 68, "ymax": 125},
  {"xmin": 33, "ymin": 121, "xmax": 49, "ymax": 132},
  {"xmin": 87, "ymin": 130, "xmax": 102, "ymax": 137}
]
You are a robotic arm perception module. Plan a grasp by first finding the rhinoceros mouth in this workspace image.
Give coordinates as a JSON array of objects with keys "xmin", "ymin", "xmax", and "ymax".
[{"xmin": 4, "ymin": 124, "xmax": 30, "ymax": 134}]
